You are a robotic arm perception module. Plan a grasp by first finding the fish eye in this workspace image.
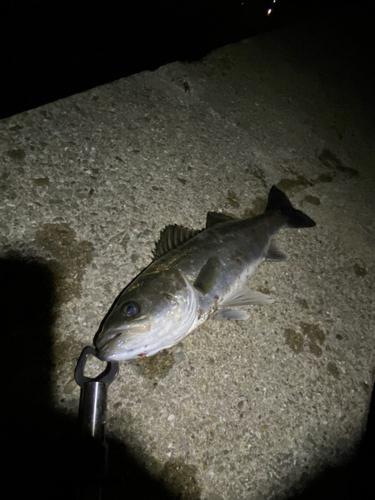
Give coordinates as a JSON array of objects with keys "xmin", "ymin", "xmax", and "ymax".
[{"xmin": 123, "ymin": 302, "xmax": 139, "ymax": 317}]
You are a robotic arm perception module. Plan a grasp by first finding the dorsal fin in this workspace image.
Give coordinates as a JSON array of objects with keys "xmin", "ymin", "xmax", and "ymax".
[
  {"xmin": 206, "ymin": 211, "xmax": 235, "ymax": 228},
  {"xmin": 153, "ymin": 224, "xmax": 201, "ymax": 258}
]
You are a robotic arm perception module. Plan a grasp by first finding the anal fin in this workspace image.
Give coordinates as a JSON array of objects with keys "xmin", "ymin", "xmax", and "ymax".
[
  {"xmin": 213, "ymin": 308, "xmax": 250, "ymax": 321},
  {"xmin": 265, "ymin": 239, "xmax": 287, "ymax": 262}
]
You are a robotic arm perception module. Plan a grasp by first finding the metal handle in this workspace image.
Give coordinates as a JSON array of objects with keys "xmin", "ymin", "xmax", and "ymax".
[{"xmin": 74, "ymin": 346, "xmax": 119, "ymax": 499}]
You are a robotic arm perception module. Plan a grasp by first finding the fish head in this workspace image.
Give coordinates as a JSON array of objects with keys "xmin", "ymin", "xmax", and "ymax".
[{"xmin": 94, "ymin": 268, "xmax": 197, "ymax": 361}]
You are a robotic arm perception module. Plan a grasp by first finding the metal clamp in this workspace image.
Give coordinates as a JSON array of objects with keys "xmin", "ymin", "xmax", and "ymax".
[
  {"xmin": 74, "ymin": 346, "xmax": 119, "ymax": 499},
  {"xmin": 74, "ymin": 345, "xmax": 119, "ymax": 387}
]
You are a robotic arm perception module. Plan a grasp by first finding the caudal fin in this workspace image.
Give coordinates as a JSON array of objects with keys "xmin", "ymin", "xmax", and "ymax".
[{"xmin": 266, "ymin": 186, "xmax": 316, "ymax": 228}]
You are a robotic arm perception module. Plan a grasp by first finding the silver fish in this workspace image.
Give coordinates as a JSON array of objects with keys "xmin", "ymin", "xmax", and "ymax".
[{"xmin": 94, "ymin": 186, "xmax": 316, "ymax": 361}]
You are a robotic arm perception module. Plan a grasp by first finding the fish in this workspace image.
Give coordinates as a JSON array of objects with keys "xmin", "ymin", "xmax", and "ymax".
[{"xmin": 94, "ymin": 186, "xmax": 316, "ymax": 361}]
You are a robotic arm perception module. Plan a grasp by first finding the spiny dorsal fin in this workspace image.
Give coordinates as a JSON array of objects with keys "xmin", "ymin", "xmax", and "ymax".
[
  {"xmin": 153, "ymin": 224, "xmax": 201, "ymax": 258},
  {"xmin": 206, "ymin": 211, "xmax": 235, "ymax": 228}
]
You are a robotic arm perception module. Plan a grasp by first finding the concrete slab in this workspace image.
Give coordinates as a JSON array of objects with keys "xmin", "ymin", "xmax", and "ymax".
[{"xmin": 1, "ymin": 14, "xmax": 374, "ymax": 500}]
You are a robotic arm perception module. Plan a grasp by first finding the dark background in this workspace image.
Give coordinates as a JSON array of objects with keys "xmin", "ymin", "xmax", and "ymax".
[{"xmin": 2, "ymin": 0, "xmax": 372, "ymax": 120}]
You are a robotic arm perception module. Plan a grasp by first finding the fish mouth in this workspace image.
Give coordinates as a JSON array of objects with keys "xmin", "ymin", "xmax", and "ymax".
[{"xmin": 94, "ymin": 320, "xmax": 152, "ymax": 359}]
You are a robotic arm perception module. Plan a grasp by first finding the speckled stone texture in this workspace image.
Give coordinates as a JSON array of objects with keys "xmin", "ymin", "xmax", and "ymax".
[{"xmin": 1, "ymin": 16, "xmax": 374, "ymax": 500}]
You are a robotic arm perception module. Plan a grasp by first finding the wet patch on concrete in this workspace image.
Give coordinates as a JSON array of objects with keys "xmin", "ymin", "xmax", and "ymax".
[
  {"xmin": 160, "ymin": 458, "xmax": 201, "ymax": 500},
  {"xmin": 34, "ymin": 223, "xmax": 94, "ymax": 302},
  {"xmin": 284, "ymin": 328, "xmax": 304, "ymax": 354},
  {"xmin": 284, "ymin": 323, "xmax": 325, "ymax": 357},
  {"xmin": 308, "ymin": 343, "xmax": 322, "ymax": 357},
  {"xmin": 327, "ymin": 361, "xmax": 341, "ymax": 379},
  {"xmin": 353, "ymin": 263, "xmax": 367, "ymax": 277},
  {"xmin": 277, "ymin": 176, "xmax": 311, "ymax": 195},
  {"xmin": 133, "ymin": 349, "xmax": 175, "ymax": 380},
  {"xmin": 226, "ymin": 190, "xmax": 240, "ymax": 208},
  {"xmin": 300, "ymin": 322, "xmax": 325, "ymax": 358},
  {"xmin": 279, "ymin": 156, "xmax": 343, "ymax": 195},
  {"xmin": 300, "ymin": 323, "xmax": 325, "ymax": 344},
  {"xmin": 33, "ymin": 177, "xmax": 50, "ymax": 186},
  {"xmin": 298, "ymin": 298, "xmax": 309, "ymax": 310},
  {"xmin": 6, "ymin": 148, "xmax": 26, "ymax": 161},
  {"xmin": 304, "ymin": 195, "xmax": 321, "ymax": 206},
  {"xmin": 318, "ymin": 149, "xmax": 359, "ymax": 178}
]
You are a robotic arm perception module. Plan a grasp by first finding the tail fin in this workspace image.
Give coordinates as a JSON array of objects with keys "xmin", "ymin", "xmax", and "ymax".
[{"xmin": 266, "ymin": 186, "xmax": 316, "ymax": 228}]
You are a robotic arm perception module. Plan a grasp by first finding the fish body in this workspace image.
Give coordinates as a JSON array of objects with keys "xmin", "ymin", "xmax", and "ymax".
[{"xmin": 94, "ymin": 186, "xmax": 315, "ymax": 361}]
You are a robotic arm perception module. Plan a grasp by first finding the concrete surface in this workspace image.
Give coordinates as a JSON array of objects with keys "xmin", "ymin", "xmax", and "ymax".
[{"xmin": 1, "ymin": 14, "xmax": 375, "ymax": 500}]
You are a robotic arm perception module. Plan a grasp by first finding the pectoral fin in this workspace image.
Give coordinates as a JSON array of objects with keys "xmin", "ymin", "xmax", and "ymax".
[
  {"xmin": 194, "ymin": 256, "xmax": 222, "ymax": 295},
  {"xmin": 213, "ymin": 308, "xmax": 250, "ymax": 321},
  {"xmin": 214, "ymin": 288, "xmax": 274, "ymax": 321},
  {"xmin": 221, "ymin": 288, "xmax": 274, "ymax": 307}
]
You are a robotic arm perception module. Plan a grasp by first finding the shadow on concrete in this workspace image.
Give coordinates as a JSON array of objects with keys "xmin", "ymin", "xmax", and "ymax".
[{"xmin": 0, "ymin": 252, "xmax": 177, "ymax": 499}]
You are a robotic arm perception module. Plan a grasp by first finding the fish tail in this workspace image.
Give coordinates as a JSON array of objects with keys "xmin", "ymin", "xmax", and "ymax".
[{"xmin": 266, "ymin": 186, "xmax": 316, "ymax": 228}]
